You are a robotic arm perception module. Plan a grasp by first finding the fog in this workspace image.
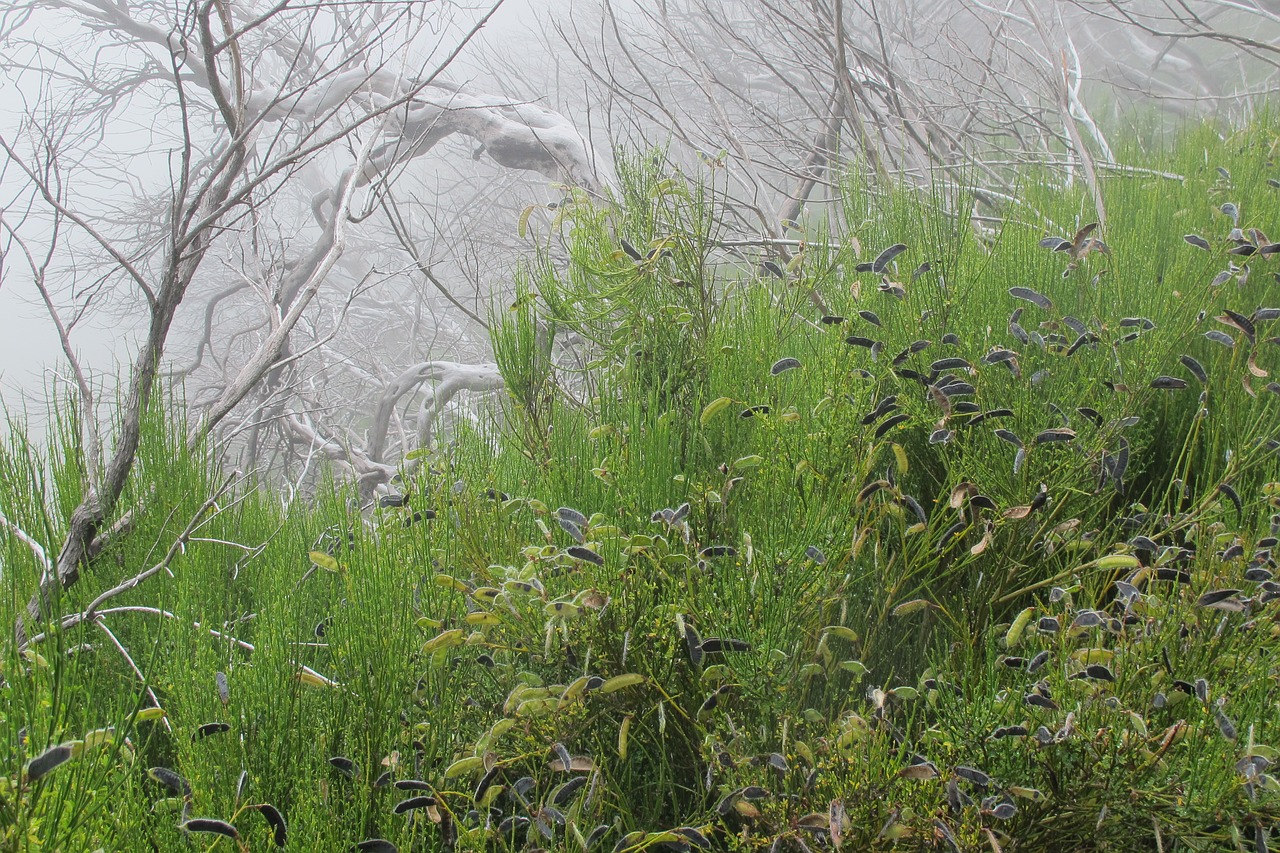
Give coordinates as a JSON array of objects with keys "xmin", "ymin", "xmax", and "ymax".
[{"xmin": 1, "ymin": 0, "xmax": 1276, "ymax": 461}]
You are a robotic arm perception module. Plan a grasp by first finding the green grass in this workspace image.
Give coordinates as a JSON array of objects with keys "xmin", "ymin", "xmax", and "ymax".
[{"xmin": 2, "ymin": 119, "xmax": 1280, "ymax": 851}]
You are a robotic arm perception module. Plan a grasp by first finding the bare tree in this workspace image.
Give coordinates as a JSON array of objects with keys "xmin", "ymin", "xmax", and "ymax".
[
  {"xmin": 0, "ymin": 0, "xmax": 605, "ymax": 642},
  {"xmin": 536, "ymin": 0, "xmax": 1279, "ymax": 249}
]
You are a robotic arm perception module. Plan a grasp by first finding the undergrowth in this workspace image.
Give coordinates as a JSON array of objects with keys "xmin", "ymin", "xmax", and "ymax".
[{"xmin": 2, "ymin": 120, "xmax": 1280, "ymax": 851}]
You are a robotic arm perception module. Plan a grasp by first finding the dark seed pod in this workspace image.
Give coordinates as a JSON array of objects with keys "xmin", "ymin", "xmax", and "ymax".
[
  {"xmin": 930, "ymin": 357, "xmax": 971, "ymax": 372},
  {"xmin": 182, "ymin": 819, "xmax": 240, "ymax": 841},
  {"xmin": 857, "ymin": 480, "xmax": 887, "ymax": 504},
  {"xmin": 761, "ymin": 259, "xmax": 786, "ymax": 278},
  {"xmin": 861, "ymin": 396, "xmax": 898, "ymax": 425},
  {"xmin": 684, "ymin": 624, "xmax": 705, "ymax": 667},
  {"xmin": 739, "ymin": 405, "xmax": 772, "ymax": 418},
  {"xmin": 1062, "ymin": 315, "xmax": 1088, "ymax": 336},
  {"xmin": 1155, "ymin": 568, "xmax": 1192, "ymax": 584},
  {"xmin": 1070, "ymin": 611, "xmax": 1104, "ymax": 630},
  {"xmin": 1036, "ymin": 617, "xmax": 1059, "ymax": 635},
  {"xmin": 1179, "ymin": 355, "xmax": 1208, "ymax": 385},
  {"xmin": 566, "ymin": 546, "xmax": 605, "ymax": 566},
  {"xmin": 355, "ymin": 840, "xmax": 399, "ymax": 853},
  {"xmin": 473, "ymin": 765, "xmax": 501, "ymax": 802},
  {"xmin": 954, "ymin": 766, "xmax": 990, "ymax": 787},
  {"xmin": 550, "ymin": 775, "xmax": 588, "ymax": 806},
  {"xmin": 858, "ymin": 310, "xmax": 882, "ymax": 327},
  {"xmin": 149, "ymin": 767, "xmax": 192, "ymax": 797},
  {"xmin": 1066, "ymin": 333, "xmax": 1096, "ymax": 356},
  {"xmin": 1216, "ymin": 706, "xmax": 1238, "ymax": 741},
  {"xmin": 936, "ymin": 521, "xmax": 967, "ymax": 551},
  {"xmin": 1184, "ymin": 234, "xmax": 1211, "ymax": 250},
  {"xmin": 1009, "ymin": 287, "xmax": 1052, "ymax": 310},
  {"xmin": 557, "ymin": 506, "xmax": 587, "ymax": 527},
  {"xmin": 856, "ymin": 243, "xmax": 907, "ymax": 273},
  {"xmin": 1151, "ymin": 376, "xmax": 1188, "ymax": 390},
  {"xmin": 845, "ymin": 335, "xmax": 879, "ymax": 349},
  {"xmin": 373, "ymin": 771, "xmax": 392, "ymax": 787},
  {"xmin": 991, "ymin": 801, "xmax": 1018, "ymax": 820},
  {"xmin": 1035, "ymin": 428, "xmax": 1076, "ymax": 444},
  {"xmin": 901, "ymin": 494, "xmax": 928, "ymax": 525},
  {"xmin": 698, "ymin": 545, "xmax": 737, "ymax": 559},
  {"xmin": 969, "ymin": 408, "xmax": 1013, "ymax": 426},
  {"xmin": 1196, "ymin": 589, "xmax": 1241, "ymax": 608},
  {"xmin": 1084, "ymin": 664, "xmax": 1115, "ymax": 682},
  {"xmin": 929, "ymin": 429, "xmax": 953, "ymax": 445},
  {"xmin": 771, "ymin": 357, "xmax": 801, "ymax": 375},
  {"xmin": 620, "ymin": 238, "xmax": 643, "ymax": 261},
  {"xmin": 251, "ymin": 803, "xmax": 287, "ymax": 847},
  {"xmin": 1204, "ymin": 330, "xmax": 1236, "ymax": 347},
  {"xmin": 328, "ymin": 757, "xmax": 357, "ymax": 779},
  {"xmin": 699, "ymin": 637, "xmax": 751, "ymax": 653},
  {"xmin": 1218, "ymin": 483, "xmax": 1243, "ymax": 518},
  {"xmin": 215, "ymin": 671, "xmax": 230, "ymax": 705},
  {"xmin": 559, "ymin": 518, "xmax": 585, "ymax": 544},
  {"xmin": 585, "ymin": 824, "xmax": 611, "ymax": 849},
  {"xmin": 24, "ymin": 744, "xmax": 73, "ymax": 783},
  {"xmin": 994, "ymin": 429, "xmax": 1023, "ymax": 449},
  {"xmin": 394, "ymin": 796, "xmax": 439, "ymax": 815},
  {"xmin": 673, "ymin": 826, "xmax": 713, "ymax": 849},
  {"xmin": 193, "ymin": 723, "xmax": 230, "ymax": 741},
  {"xmin": 766, "ymin": 752, "xmax": 789, "ymax": 772},
  {"xmin": 379, "ymin": 493, "xmax": 408, "ymax": 508},
  {"xmin": 1224, "ymin": 309, "xmax": 1257, "ymax": 344},
  {"xmin": 805, "ymin": 545, "xmax": 827, "ymax": 564},
  {"xmin": 1119, "ymin": 317, "xmax": 1155, "ymax": 330},
  {"xmin": 874, "ymin": 413, "xmax": 910, "ymax": 439},
  {"xmin": 821, "ymin": 315, "xmax": 847, "ymax": 324},
  {"xmin": 1076, "ymin": 407, "xmax": 1102, "ymax": 427},
  {"xmin": 1024, "ymin": 693, "xmax": 1059, "ymax": 711},
  {"xmin": 394, "ymin": 780, "xmax": 433, "ymax": 792}
]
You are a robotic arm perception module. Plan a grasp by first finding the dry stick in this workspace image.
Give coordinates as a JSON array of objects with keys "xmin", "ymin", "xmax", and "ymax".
[
  {"xmin": 1018, "ymin": 0, "xmax": 1106, "ymax": 230},
  {"xmin": 1056, "ymin": 50, "xmax": 1107, "ymax": 231},
  {"xmin": 95, "ymin": 619, "xmax": 172, "ymax": 733},
  {"xmin": 0, "ymin": 510, "xmax": 53, "ymax": 582},
  {"xmin": 25, "ymin": 606, "xmax": 255, "ymax": 652},
  {"xmin": 17, "ymin": 473, "xmax": 238, "ymax": 654}
]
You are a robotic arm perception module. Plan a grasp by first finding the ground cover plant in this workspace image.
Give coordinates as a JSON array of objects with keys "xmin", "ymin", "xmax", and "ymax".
[{"xmin": 3, "ymin": 118, "xmax": 1280, "ymax": 851}]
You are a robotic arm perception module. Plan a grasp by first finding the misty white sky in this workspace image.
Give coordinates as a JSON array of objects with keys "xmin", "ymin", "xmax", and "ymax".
[{"xmin": 0, "ymin": 0, "xmax": 552, "ymax": 427}]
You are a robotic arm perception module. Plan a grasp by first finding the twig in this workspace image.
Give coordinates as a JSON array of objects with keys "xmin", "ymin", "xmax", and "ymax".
[
  {"xmin": 81, "ymin": 474, "xmax": 238, "ymax": 623},
  {"xmin": 95, "ymin": 619, "xmax": 172, "ymax": 733},
  {"xmin": 25, "ymin": 605, "xmax": 256, "ymax": 652},
  {"xmin": 18, "ymin": 474, "xmax": 238, "ymax": 653},
  {"xmin": 0, "ymin": 509, "xmax": 53, "ymax": 583}
]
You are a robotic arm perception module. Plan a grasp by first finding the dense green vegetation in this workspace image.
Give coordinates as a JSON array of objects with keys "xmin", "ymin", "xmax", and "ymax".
[{"xmin": 4, "ymin": 119, "xmax": 1280, "ymax": 851}]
